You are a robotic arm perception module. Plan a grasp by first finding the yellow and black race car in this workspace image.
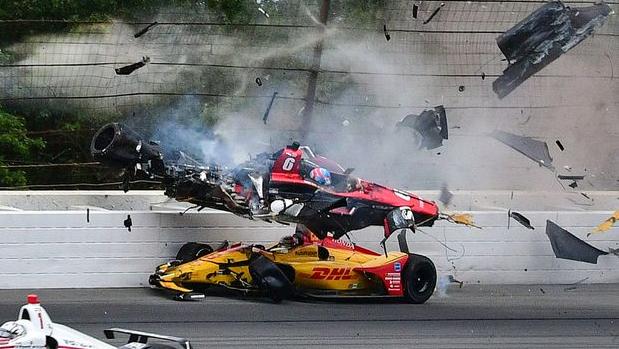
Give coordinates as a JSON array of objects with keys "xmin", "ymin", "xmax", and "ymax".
[{"xmin": 149, "ymin": 229, "xmax": 437, "ymax": 303}]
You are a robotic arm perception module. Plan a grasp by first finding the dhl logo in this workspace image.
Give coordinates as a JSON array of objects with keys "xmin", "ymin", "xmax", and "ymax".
[{"xmin": 310, "ymin": 267, "xmax": 355, "ymax": 280}]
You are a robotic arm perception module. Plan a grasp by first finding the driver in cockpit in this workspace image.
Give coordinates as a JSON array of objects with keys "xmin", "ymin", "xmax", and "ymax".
[
  {"xmin": 309, "ymin": 167, "xmax": 332, "ymax": 186},
  {"xmin": 309, "ymin": 166, "xmax": 363, "ymax": 192}
]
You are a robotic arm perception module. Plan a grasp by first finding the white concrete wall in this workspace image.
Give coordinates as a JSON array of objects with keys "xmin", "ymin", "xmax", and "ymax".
[{"xmin": 0, "ymin": 204, "xmax": 618, "ymax": 288}]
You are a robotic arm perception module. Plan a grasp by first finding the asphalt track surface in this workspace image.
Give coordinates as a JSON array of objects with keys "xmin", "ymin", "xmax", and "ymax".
[{"xmin": 1, "ymin": 285, "xmax": 618, "ymax": 348}]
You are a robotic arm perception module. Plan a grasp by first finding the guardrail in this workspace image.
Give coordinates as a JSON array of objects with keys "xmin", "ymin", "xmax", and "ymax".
[{"xmin": 0, "ymin": 191, "xmax": 617, "ymax": 288}]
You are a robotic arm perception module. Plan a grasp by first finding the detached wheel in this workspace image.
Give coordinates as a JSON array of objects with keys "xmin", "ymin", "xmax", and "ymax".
[
  {"xmin": 176, "ymin": 242, "xmax": 213, "ymax": 263},
  {"xmin": 403, "ymin": 254, "xmax": 437, "ymax": 304}
]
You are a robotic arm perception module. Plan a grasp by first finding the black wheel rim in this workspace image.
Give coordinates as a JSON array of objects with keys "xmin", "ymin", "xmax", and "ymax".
[{"xmin": 413, "ymin": 264, "xmax": 433, "ymax": 294}]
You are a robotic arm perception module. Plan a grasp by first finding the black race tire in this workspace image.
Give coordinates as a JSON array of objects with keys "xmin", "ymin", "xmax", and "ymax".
[
  {"xmin": 176, "ymin": 242, "xmax": 213, "ymax": 263},
  {"xmin": 249, "ymin": 256, "xmax": 294, "ymax": 302},
  {"xmin": 403, "ymin": 254, "xmax": 437, "ymax": 304},
  {"xmin": 270, "ymin": 291, "xmax": 283, "ymax": 304}
]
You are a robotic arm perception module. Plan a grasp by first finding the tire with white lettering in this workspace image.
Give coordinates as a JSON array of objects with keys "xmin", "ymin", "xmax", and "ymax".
[{"xmin": 403, "ymin": 254, "xmax": 436, "ymax": 304}]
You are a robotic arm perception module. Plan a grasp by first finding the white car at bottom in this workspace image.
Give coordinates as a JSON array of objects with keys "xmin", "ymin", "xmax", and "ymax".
[{"xmin": 0, "ymin": 295, "xmax": 191, "ymax": 349}]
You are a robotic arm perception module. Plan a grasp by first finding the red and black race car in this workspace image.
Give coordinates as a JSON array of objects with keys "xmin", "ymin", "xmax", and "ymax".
[{"xmin": 91, "ymin": 123, "xmax": 462, "ymax": 243}]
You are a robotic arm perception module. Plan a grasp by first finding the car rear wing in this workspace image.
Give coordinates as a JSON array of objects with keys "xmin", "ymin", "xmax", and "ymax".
[{"xmin": 104, "ymin": 328, "xmax": 192, "ymax": 349}]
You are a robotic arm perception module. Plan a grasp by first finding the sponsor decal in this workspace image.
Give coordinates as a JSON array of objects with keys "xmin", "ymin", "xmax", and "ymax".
[
  {"xmin": 385, "ymin": 272, "xmax": 401, "ymax": 291},
  {"xmin": 394, "ymin": 262, "xmax": 401, "ymax": 272},
  {"xmin": 310, "ymin": 267, "xmax": 355, "ymax": 280}
]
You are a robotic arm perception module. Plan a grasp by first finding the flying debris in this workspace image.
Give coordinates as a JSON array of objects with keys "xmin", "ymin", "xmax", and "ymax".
[
  {"xmin": 412, "ymin": 4, "xmax": 419, "ymax": 19},
  {"xmin": 563, "ymin": 276, "xmax": 590, "ymax": 291},
  {"xmin": 383, "ymin": 24, "xmax": 391, "ymax": 41},
  {"xmin": 262, "ymin": 91, "xmax": 278, "ymax": 124},
  {"xmin": 555, "ymin": 140, "xmax": 565, "ymax": 151},
  {"xmin": 589, "ymin": 210, "xmax": 619, "ymax": 235},
  {"xmin": 124, "ymin": 214, "xmax": 132, "ymax": 232},
  {"xmin": 493, "ymin": 1, "xmax": 612, "ymax": 98},
  {"xmin": 439, "ymin": 185, "xmax": 453, "ymax": 206},
  {"xmin": 559, "ymin": 174, "xmax": 585, "ymax": 188},
  {"xmin": 545, "ymin": 220, "xmax": 608, "ymax": 264},
  {"xmin": 458, "ymin": 85, "xmax": 465, "ymax": 92},
  {"xmin": 423, "ymin": 2, "xmax": 445, "ymax": 24},
  {"xmin": 134, "ymin": 22, "xmax": 158, "ymax": 38},
  {"xmin": 115, "ymin": 56, "xmax": 150, "ymax": 75},
  {"xmin": 558, "ymin": 174, "xmax": 585, "ymax": 181},
  {"xmin": 491, "ymin": 130, "xmax": 553, "ymax": 169},
  {"xmin": 443, "ymin": 213, "xmax": 481, "ymax": 229},
  {"xmin": 255, "ymin": 77, "xmax": 263, "ymax": 86},
  {"xmin": 258, "ymin": 7, "xmax": 270, "ymax": 18},
  {"xmin": 448, "ymin": 275, "xmax": 464, "ymax": 288},
  {"xmin": 397, "ymin": 105, "xmax": 448, "ymax": 150},
  {"xmin": 509, "ymin": 210, "xmax": 534, "ymax": 230}
]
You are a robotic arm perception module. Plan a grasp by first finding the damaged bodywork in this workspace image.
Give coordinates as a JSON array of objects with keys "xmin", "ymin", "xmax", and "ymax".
[
  {"xmin": 509, "ymin": 210, "xmax": 534, "ymax": 230},
  {"xmin": 545, "ymin": 220, "xmax": 608, "ymax": 264},
  {"xmin": 590, "ymin": 210, "xmax": 619, "ymax": 235},
  {"xmin": 493, "ymin": 1, "xmax": 612, "ymax": 98},
  {"xmin": 492, "ymin": 130, "xmax": 554, "ymax": 169},
  {"xmin": 397, "ymin": 105, "xmax": 448, "ymax": 150},
  {"xmin": 115, "ymin": 56, "xmax": 150, "ymax": 75},
  {"xmin": 90, "ymin": 123, "xmax": 467, "ymax": 240}
]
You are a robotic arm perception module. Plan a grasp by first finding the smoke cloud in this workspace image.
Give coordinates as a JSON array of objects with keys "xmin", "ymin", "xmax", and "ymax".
[{"xmin": 1, "ymin": 1, "xmax": 617, "ymax": 191}]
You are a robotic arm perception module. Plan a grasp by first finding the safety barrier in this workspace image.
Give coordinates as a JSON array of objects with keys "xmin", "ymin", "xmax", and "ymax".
[{"xmin": 0, "ymin": 191, "xmax": 617, "ymax": 288}]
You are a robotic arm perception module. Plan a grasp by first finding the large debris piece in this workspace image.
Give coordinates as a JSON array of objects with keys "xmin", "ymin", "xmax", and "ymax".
[
  {"xmin": 509, "ymin": 211, "xmax": 534, "ymax": 230},
  {"xmin": 423, "ymin": 2, "xmax": 445, "ymax": 24},
  {"xmin": 493, "ymin": 1, "xmax": 612, "ymax": 98},
  {"xmin": 397, "ymin": 105, "xmax": 448, "ymax": 150},
  {"xmin": 383, "ymin": 24, "xmax": 391, "ymax": 41},
  {"xmin": 262, "ymin": 91, "xmax": 278, "ymax": 124},
  {"xmin": 545, "ymin": 220, "xmax": 608, "ymax": 264},
  {"xmin": 492, "ymin": 130, "xmax": 553, "ymax": 169},
  {"xmin": 115, "ymin": 56, "xmax": 150, "ymax": 75},
  {"xmin": 134, "ymin": 21, "xmax": 158, "ymax": 38}
]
